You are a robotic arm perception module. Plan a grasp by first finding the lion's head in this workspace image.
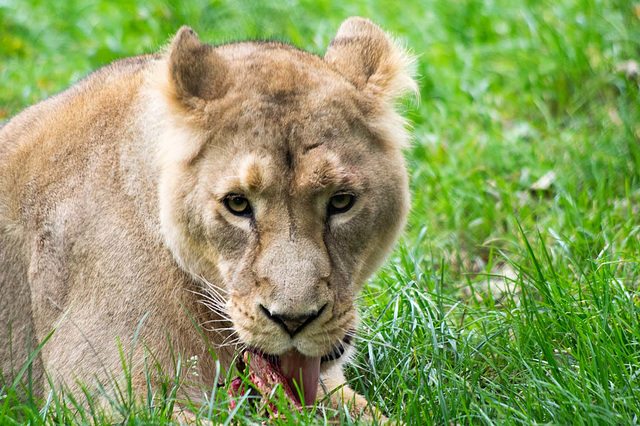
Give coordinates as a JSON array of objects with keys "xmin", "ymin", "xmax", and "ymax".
[{"xmin": 146, "ymin": 17, "xmax": 416, "ymax": 402}]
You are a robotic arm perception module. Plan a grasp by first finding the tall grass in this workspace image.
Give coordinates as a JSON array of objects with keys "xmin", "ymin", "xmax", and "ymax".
[{"xmin": 1, "ymin": 0, "xmax": 639, "ymax": 424}]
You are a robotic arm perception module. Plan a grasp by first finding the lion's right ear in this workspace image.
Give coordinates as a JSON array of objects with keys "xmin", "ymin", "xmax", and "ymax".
[
  {"xmin": 325, "ymin": 18, "xmax": 417, "ymax": 149},
  {"xmin": 324, "ymin": 17, "xmax": 417, "ymax": 102},
  {"xmin": 167, "ymin": 26, "xmax": 230, "ymax": 107}
]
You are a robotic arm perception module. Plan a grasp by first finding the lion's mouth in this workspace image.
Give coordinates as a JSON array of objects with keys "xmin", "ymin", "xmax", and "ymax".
[
  {"xmin": 230, "ymin": 349, "xmax": 320, "ymax": 407},
  {"xmin": 231, "ymin": 335, "xmax": 353, "ymax": 407}
]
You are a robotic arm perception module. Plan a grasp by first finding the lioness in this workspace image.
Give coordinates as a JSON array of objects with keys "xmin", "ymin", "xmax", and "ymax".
[{"xmin": 0, "ymin": 17, "xmax": 416, "ymax": 420}]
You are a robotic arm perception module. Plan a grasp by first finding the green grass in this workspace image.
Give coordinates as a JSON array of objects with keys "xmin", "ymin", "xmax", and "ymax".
[{"xmin": 2, "ymin": 0, "xmax": 640, "ymax": 424}]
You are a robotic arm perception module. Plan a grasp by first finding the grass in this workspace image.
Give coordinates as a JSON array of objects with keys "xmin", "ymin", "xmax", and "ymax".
[{"xmin": 1, "ymin": 0, "xmax": 640, "ymax": 424}]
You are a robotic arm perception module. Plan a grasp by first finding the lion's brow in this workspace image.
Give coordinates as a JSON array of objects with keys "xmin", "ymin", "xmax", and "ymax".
[
  {"xmin": 230, "ymin": 153, "xmax": 277, "ymax": 193},
  {"xmin": 295, "ymin": 157, "xmax": 358, "ymax": 192},
  {"xmin": 301, "ymin": 141, "xmax": 324, "ymax": 154}
]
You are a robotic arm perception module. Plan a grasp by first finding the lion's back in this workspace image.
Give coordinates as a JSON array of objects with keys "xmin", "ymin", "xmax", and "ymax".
[{"xmin": 0, "ymin": 54, "xmax": 160, "ymax": 393}]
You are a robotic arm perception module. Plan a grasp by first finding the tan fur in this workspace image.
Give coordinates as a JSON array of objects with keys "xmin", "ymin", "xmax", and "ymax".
[{"xmin": 0, "ymin": 17, "xmax": 415, "ymax": 420}]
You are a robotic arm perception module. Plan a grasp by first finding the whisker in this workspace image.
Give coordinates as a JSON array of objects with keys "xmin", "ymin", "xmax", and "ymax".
[
  {"xmin": 196, "ymin": 296, "xmax": 229, "ymax": 312},
  {"xmin": 197, "ymin": 299, "xmax": 232, "ymax": 318},
  {"xmin": 216, "ymin": 337, "xmax": 244, "ymax": 348},
  {"xmin": 185, "ymin": 286, "xmax": 229, "ymax": 310},
  {"xmin": 195, "ymin": 273, "xmax": 229, "ymax": 295},
  {"xmin": 203, "ymin": 296, "xmax": 229, "ymax": 314},
  {"xmin": 199, "ymin": 318, "xmax": 234, "ymax": 325}
]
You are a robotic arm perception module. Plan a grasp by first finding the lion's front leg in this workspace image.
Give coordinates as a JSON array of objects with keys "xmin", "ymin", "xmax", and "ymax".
[{"xmin": 318, "ymin": 365, "xmax": 388, "ymax": 423}]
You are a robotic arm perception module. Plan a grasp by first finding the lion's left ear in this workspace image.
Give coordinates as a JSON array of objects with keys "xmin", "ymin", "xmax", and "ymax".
[
  {"xmin": 324, "ymin": 17, "xmax": 417, "ymax": 101},
  {"xmin": 168, "ymin": 26, "xmax": 230, "ymax": 106}
]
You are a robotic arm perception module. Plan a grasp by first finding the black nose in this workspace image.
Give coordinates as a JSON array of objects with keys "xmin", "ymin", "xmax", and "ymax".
[{"xmin": 260, "ymin": 304, "xmax": 327, "ymax": 337}]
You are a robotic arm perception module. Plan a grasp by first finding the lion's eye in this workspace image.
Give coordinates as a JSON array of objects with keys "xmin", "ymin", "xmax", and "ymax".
[
  {"xmin": 224, "ymin": 195, "xmax": 253, "ymax": 217},
  {"xmin": 328, "ymin": 193, "xmax": 355, "ymax": 215}
]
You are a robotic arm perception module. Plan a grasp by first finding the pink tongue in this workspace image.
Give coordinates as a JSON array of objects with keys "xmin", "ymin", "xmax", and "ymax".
[{"xmin": 279, "ymin": 349, "xmax": 321, "ymax": 406}]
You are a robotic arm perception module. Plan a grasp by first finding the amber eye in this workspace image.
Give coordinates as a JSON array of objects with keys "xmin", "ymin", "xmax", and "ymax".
[
  {"xmin": 224, "ymin": 195, "xmax": 253, "ymax": 217},
  {"xmin": 328, "ymin": 193, "xmax": 355, "ymax": 215}
]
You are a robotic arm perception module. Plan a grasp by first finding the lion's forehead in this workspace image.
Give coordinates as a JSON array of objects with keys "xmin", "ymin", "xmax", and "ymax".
[
  {"xmin": 219, "ymin": 42, "xmax": 336, "ymax": 89},
  {"xmin": 216, "ymin": 44, "xmax": 372, "ymax": 117},
  {"xmin": 206, "ymin": 94, "xmax": 373, "ymax": 199},
  {"xmin": 212, "ymin": 147, "xmax": 362, "ymax": 201},
  {"xmin": 195, "ymin": 45, "xmax": 379, "ymax": 197}
]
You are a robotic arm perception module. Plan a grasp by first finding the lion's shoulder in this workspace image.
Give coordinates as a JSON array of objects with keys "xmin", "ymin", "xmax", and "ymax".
[{"xmin": 0, "ymin": 53, "xmax": 160, "ymax": 145}]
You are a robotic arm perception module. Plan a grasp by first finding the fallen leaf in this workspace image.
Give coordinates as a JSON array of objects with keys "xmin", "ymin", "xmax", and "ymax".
[
  {"xmin": 530, "ymin": 171, "xmax": 556, "ymax": 191},
  {"xmin": 616, "ymin": 60, "xmax": 639, "ymax": 80},
  {"xmin": 608, "ymin": 107, "xmax": 623, "ymax": 126}
]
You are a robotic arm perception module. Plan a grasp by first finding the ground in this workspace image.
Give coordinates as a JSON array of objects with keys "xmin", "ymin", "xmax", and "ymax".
[{"xmin": 1, "ymin": 0, "xmax": 639, "ymax": 424}]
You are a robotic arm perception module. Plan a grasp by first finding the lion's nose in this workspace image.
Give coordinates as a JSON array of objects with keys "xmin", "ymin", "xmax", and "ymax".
[{"xmin": 260, "ymin": 304, "xmax": 327, "ymax": 337}]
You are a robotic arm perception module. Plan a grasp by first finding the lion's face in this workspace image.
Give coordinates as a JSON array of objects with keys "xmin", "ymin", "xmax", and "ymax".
[
  {"xmin": 151, "ymin": 21, "xmax": 415, "ymax": 373},
  {"xmin": 197, "ymin": 87, "xmax": 408, "ymax": 360}
]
